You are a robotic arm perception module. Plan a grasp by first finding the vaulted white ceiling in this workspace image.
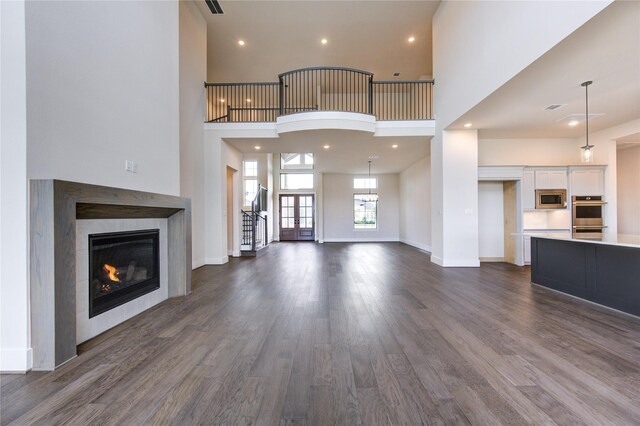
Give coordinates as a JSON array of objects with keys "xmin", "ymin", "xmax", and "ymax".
[
  {"xmin": 197, "ymin": 0, "xmax": 439, "ymax": 83},
  {"xmin": 198, "ymin": 0, "xmax": 639, "ymax": 174},
  {"xmin": 454, "ymin": 1, "xmax": 640, "ymax": 139}
]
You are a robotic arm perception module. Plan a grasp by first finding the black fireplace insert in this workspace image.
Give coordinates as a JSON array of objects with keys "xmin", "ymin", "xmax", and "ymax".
[{"xmin": 89, "ymin": 229, "xmax": 160, "ymax": 317}]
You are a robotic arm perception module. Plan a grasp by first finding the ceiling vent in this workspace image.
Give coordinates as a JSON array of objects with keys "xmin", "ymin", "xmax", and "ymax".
[
  {"xmin": 545, "ymin": 104, "xmax": 564, "ymax": 110},
  {"xmin": 205, "ymin": 0, "xmax": 223, "ymax": 14},
  {"xmin": 393, "ymin": 72, "xmax": 400, "ymax": 77}
]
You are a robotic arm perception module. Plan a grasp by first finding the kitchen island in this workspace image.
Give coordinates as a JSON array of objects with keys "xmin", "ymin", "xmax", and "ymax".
[{"xmin": 531, "ymin": 235, "xmax": 640, "ymax": 317}]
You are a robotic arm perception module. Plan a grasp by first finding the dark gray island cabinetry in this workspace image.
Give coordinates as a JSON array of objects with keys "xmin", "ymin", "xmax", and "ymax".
[{"xmin": 531, "ymin": 236, "xmax": 640, "ymax": 317}]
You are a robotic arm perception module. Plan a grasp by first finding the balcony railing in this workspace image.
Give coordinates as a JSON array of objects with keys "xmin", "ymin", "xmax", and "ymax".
[{"xmin": 205, "ymin": 67, "xmax": 433, "ymax": 123}]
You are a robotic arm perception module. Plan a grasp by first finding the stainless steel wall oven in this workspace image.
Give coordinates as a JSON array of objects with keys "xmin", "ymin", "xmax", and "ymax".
[{"xmin": 572, "ymin": 196, "xmax": 606, "ymax": 239}]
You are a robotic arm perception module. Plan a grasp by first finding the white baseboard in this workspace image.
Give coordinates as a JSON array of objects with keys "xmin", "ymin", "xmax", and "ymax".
[
  {"xmin": 479, "ymin": 257, "xmax": 506, "ymax": 262},
  {"xmin": 0, "ymin": 347, "xmax": 32, "ymax": 373},
  {"xmin": 322, "ymin": 238, "xmax": 399, "ymax": 243},
  {"xmin": 192, "ymin": 258, "xmax": 206, "ymax": 269},
  {"xmin": 204, "ymin": 256, "xmax": 229, "ymax": 265},
  {"xmin": 431, "ymin": 256, "xmax": 480, "ymax": 267},
  {"xmin": 399, "ymin": 239, "xmax": 431, "ymax": 253},
  {"xmin": 232, "ymin": 250, "xmax": 240, "ymax": 257}
]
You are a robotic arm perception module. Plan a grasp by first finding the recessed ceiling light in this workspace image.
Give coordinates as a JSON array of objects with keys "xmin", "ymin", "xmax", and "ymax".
[
  {"xmin": 408, "ymin": 36, "xmax": 415, "ymax": 43},
  {"xmin": 219, "ymin": 98, "xmax": 225, "ymax": 103},
  {"xmin": 254, "ymin": 146, "xmax": 261, "ymax": 150},
  {"xmin": 238, "ymin": 40, "xmax": 245, "ymax": 46},
  {"xmin": 568, "ymin": 120, "xmax": 579, "ymax": 126},
  {"xmin": 392, "ymin": 144, "xmax": 398, "ymax": 148},
  {"xmin": 246, "ymin": 98, "xmax": 251, "ymax": 103},
  {"xmin": 323, "ymin": 145, "xmax": 330, "ymax": 149},
  {"xmin": 321, "ymin": 38, "xmax": 328, "ymax": 45},
  {"xmin": 464, "ymin": 123, "xmax": 472, "ymax": 128}
]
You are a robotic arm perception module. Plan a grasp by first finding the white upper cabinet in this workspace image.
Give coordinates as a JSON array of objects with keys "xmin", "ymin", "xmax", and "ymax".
[
  {"xmin": 570, "ymin": 168, "xmax": 605, "ymax": 196},
  {"xmin": 535, "ymin": 170, "xmax": 568, "ymax": 189},
  {"xmin": 522, "ymin": 170, "xmax": 535, "ymax": 210}
]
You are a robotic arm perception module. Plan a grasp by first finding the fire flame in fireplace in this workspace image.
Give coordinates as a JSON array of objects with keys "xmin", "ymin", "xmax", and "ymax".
[{"xmin": 103, "ymin": 264, "xmax": 121, "ymax": 282}]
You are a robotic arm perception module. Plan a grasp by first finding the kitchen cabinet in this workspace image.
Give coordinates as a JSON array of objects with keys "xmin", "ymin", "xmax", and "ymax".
[
  {"xmin": 535, "ymin": 170, "xmax": 568, "ymax": 189},
  {"xmin": 522, "ymin": 170, "xmax": 535, "ymax": 210},
  {"xmin": 570, "ymin": 168, "xmax": 604, "ymax": 196}
]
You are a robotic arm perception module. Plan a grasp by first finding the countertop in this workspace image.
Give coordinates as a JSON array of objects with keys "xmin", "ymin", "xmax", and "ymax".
[{"xmin": 529, "ymin": 233, "xmax": 640, "ymax": 249}]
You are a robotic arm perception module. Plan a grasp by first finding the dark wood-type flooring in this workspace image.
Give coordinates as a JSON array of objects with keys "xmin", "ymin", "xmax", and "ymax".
[{"xmin": 2, "ymin": 242, "xmax": 640, "ymax": 425}]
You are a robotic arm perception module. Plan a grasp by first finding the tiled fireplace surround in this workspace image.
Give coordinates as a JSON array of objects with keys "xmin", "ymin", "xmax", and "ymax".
[{"xmin": 30, "ymin": 180, "xmax": 191, "ymax": 370}]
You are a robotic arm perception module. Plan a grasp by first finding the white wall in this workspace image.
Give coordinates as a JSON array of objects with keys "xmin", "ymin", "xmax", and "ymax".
[
  {"xmin": 1, "ymin": 0, "xmax": 32, "ymax": 372},
  {"xmin": 179, "ymin": 0, "xmax": 207, "ymax": 268},
  {"xmin": 399, "ymin": 156, "xmax": 431, "ymax": 251},
  {"xmin": 323, "ymin": 173, "xmax": 399, "ymax": 242},
  {"xmin": 478, "ymin": 182, "xmax": 504, "ymax": 259},
  {"xmin": 433, "ymin": 1, "xmax": 610, "ymax": 129},
  {"xmin": 204, "ymin": 134, "xmax": 243, "ymax": 263},
  {"xmin": 479, "ymin": 138, "xmax": 580, "ymax": 166},
  {"xmin": 26, "ymin": 0, "xmax": 180, "ymax": 196},
  {"xmin": 617, "ymin": 145, "xmax": 640, "ymax": 235},
  {"xmin": 431, "ymin": 129, "xmax": 480, "ymax": 267}
]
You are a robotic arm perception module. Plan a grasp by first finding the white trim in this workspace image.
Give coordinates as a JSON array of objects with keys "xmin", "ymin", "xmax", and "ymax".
[
  {"xmin": 478, "ymin": 166, "xmax": 525, "ymax": 181},
  {"xmin": 322, "ymin": 238, "xmax": 399, "ymax": 243},
  {"xmin": 277, "ymin": 111, "xmax": 376, "ymax": 134},
  {"xmin": 0, "ymin": 348, "xmax": 32, "ymax": 373},
  {"xmin": 192, "ymin": 259, "xmax": 206, "ymax": 269},
  {"xmin": 204, "ymin": 122, "xmax": 278, "ymax": 138},
  {"xmin": 374, "ymin": 120, "xmax": 435, "ymax": 137},
  {"xmin": 232, "ymin": 250, "xmax": 241, "ymax": 257},
  {"xmin": 399, "ymin": 239, "xmax": 431, "ymax": 253},
  {"xmin": 479, "ymin": 257, "xmax": 506, "ymax": 262},
  {"xmin": 431, "ymin": 256, "xmax": 480, "ymax": 267},
  {"xmin": 205, "ymin": 256, "xmax": 229, "ymax": 265}
]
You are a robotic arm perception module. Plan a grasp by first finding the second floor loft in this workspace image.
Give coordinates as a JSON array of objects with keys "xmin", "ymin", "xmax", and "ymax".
[{"xmin": 206, "ymin": 67, "xmax": 434, "ymax": 123}]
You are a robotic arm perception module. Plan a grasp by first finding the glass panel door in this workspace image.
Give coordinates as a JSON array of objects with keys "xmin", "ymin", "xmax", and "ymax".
[{"xmin": 279, "ymin": 194, "xmax": 314, "ymax": 241}]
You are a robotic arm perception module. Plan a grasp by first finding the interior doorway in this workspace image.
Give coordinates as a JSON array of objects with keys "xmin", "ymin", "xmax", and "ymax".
[
  {"xmin": 279, "ymin": 194, "xmax": 315, "ymax": 241},
  {"xmin": 226, "ymin": 167, "xmax": 236, "ymax": 255}
]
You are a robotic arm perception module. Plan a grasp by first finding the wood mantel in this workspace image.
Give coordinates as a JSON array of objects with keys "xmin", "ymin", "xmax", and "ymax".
[{"xmin": 30, "ymin": 180, "xmax": 192, "ymax": 370}]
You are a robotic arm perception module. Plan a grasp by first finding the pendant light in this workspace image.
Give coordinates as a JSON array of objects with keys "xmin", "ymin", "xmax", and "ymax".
[
  {"xmin": 361, "ymin": 160, "xmax": 378, "ymax": 202},
  {"xmin": 580, "ymin": 80, "xmax": 594, "ymax": 163}
]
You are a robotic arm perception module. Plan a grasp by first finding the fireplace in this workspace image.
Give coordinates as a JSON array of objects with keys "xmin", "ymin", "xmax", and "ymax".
[{"xmin": 89, "ymin": 229, "xmax": 160, "ymax": 317}]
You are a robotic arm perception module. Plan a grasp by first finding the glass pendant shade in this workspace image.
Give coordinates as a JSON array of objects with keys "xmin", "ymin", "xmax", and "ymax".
[
  {"xmin": 580, "ymin": 144, "xmax": 594, "ymax": 163},
  {"xmin": 579, "ymin": 81, "xmax": 594, "ymax": 164},
  {"xmin": 361, "ymin": 193, "xmax": 378, "ymax": 202}
]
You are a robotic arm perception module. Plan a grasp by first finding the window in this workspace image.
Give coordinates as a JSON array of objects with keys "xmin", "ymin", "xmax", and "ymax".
[
  {"xmin": 354, "ymin": 194, "xmax": 377, "ymax": 229},
  {"xmin": 243, "ymin": 160, "xmax": 257, "ymax": 177},
  {"xmin": 280, "ymin": 173, "xmax": 314, "ymax": 190},
  {"xmin": 353, "ymin": 178, "xmax": 377, "ymax": 189},
  {"xmin": 281, "ymin": 153, "xmax": 314, "ymax": 170},
  {"xmin": 243, "ymin": 160, "xmax": 258, "ymax": 206},
  {"xmin": 244, "ymin": 179, "xmax": 258, "ymax": 206}
]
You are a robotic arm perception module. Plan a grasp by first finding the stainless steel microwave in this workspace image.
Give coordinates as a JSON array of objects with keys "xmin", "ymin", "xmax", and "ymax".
[{"xmin": 535, "ymin": 189, "xmax": 567, "ymax": 209}]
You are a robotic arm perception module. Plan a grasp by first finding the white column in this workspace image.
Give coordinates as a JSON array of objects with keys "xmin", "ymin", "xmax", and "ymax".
[
  {"xmin": 1, "ymin": 0, "xmax": 32, "ymax": 372},
  {"xmin": 204, "ymin": 133, "xmax": 227, "ymax": 264},
  {"xmin": 431, "ymin": 129, "xmax": 480, "ymax": 267}
]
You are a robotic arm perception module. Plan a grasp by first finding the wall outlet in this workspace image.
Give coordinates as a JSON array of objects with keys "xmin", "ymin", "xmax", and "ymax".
[{"xmin": 125, "ymin": 160, "xmax": 138, "ymax": 173}]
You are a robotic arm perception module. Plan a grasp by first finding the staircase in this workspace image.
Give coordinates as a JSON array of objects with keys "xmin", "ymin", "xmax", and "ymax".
[{"xmin": 241, "ymin": 186, "xmax": 269, "ymax": 257}]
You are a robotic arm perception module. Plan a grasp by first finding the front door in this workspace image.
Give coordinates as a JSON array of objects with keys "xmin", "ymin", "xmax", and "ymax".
[{"xmin": 279, "ymin": 194, "xmax": 315, "ymax": 241}]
